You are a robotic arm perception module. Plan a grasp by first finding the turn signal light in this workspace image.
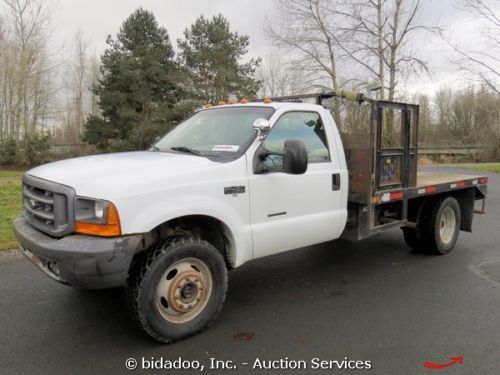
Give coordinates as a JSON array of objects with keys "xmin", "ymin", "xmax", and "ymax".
[{"xmin": 75, "ymin": 203, "xmax": 121, "ymax": 237}]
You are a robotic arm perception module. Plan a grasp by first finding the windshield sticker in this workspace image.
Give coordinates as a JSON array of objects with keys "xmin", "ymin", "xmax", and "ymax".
[{"xmin": 212, "ymin": 145, "xmax": 240, "ymax": 152}]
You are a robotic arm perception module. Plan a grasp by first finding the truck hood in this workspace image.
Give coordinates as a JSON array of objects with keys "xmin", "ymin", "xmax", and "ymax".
[{"xmin": 26, "ymin": 151, "xmax": 220, "ymax": 197}]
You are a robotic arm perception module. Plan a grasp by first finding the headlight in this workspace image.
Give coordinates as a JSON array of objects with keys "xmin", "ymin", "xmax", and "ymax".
[{"xmin": 74, "ymin": 197, "xmax": 121, "ymax": 237}]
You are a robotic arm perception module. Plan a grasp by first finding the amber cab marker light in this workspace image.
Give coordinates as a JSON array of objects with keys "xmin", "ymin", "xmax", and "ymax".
[
  {"xmin": 263, "ymin": 97, "xmax": 272, "ymax": 103},
  {"xmin": 205, "ymin": 103, "xmax": 212, "ymax": 108},
  {"xmin": 227, "ymin": 98, "xmax": 237, "ymax": 104},
  {"xmin": 74, "ymin": 203, "xmax": 121, "ymax": 237},
  {"xmin": 240, "ymin": 98, "xmax": 249, "ymax": 104},
  {"xmin": 218, "ymin": 100, "xmax": 225, "ymax": 105}
]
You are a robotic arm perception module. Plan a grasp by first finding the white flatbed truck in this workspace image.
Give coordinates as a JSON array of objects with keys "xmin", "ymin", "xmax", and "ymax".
[{"xmin": 13, "ymin": 90, "xmax": 488, "ymax": 343}]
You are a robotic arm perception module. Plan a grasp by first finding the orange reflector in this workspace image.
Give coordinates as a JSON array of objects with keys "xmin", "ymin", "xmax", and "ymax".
[
  {"xmin": 227, "ymin": 98, "xmax": 236, "ymax": 104},
  {"xmin": 425, "ymin": 186, "xmax": 436, "ymax": 193},
  {"xmin": 205, "ymin": 103, "xmax": 212, "ymax": 108},
  {"xmin": 456, "ymin": 181, "xmax": 465, "ymax": 188},
  {"xmin": 75, "ymin": 203, "xmax": 121, "ymax": 237},
  {"xmin": 263, "ymin": 97, "xmax": 272, "ymax": 103},
  {"xmin": 240, "ymin": 98, "xmax": 249, "ymax": 104},
  {"xmin": 218, "ymin": 100, "xmax": 225, "ymax": 105}
]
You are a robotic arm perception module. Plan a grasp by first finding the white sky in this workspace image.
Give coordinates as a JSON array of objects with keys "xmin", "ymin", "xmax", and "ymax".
[
  {"xmin": 53, "ymin": 0, "xmax": 276, "ymax": 58},
  {"xmin": 48, "ymin": 0, "xmax": 496, "ymax": 96}
]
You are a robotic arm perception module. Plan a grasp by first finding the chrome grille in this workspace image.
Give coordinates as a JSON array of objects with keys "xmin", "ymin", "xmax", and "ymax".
[{"xmin": 22, "ymin": 175, "xmax": 75, "ymax": 237}]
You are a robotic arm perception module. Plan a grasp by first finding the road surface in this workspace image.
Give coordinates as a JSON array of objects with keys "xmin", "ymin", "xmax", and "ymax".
[{"xmin": 0, "ymin": 166, "xmax": 499, "ymax": 374}]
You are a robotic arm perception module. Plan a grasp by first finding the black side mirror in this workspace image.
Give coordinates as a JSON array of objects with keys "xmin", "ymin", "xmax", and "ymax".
[{"xmin": 283, "ymin": 139, "xmax": 308, "ymax": 174}]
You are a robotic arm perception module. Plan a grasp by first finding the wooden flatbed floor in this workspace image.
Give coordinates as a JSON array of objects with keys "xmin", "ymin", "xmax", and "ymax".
[{"xmin": 417, "ymin": 171, "xmax": 483, "ymax": 188}]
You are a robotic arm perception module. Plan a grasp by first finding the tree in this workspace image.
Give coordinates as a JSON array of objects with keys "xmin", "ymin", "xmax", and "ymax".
[
  {"xmin": 414, "ymin": 93, "xmax": 433, "ymax": 146},
  {"xmin": 266, "ymin": 0, "xmax": 346, "ymax": 94},
  {"xmin": 433, "ymin": 86, "xmax": 500, "ymax": 160},
  {"xmin": 61, "ymin": 30, "xmax": 90, "ymax": 145},
  {"xmin": 452, "ymin": 0, "xmax": 500, "ymax": 96},
  {"xmin": 267, "ymin": 0, "xmax": 433, "ymax": 101},
  {"xmin": 0, "ymin": 0, "xmax": 54, "ymax": 142},
  {"xmin": 336, "ymin": 0, "xmax": 433, "ymax": 102},
  {"xmin": 178, "ymin": 14, "xmax": 261, "ymax": 103},
  {"xmin": 84, "ymin": 8, "xmax": 183, "ymax": 151},
  {"xmin": 257, "ymin": 54, "xmax": 308, "ymax": 97}
]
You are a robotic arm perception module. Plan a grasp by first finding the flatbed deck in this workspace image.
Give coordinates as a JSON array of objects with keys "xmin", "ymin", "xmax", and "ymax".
[
  {"xmin": 371, "ymin": 170, "xmax": 488, "ymax": 204},
  {"xmin": 417, "ymin": 171, "xmax": 484, "ymax": 188}
]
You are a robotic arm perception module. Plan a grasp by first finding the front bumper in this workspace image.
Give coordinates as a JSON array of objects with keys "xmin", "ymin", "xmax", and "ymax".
[{"xmin": 12, "ymin": 214, "xmax": 142, "ymax": 289}]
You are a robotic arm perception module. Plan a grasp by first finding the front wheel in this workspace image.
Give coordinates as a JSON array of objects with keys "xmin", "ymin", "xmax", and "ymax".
[{"xmin": 126, "ymin": 236, "xmax": 228, "ymax": 343}]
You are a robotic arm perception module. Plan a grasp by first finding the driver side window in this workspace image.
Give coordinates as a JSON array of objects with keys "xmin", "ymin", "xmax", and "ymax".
[{"xmin": 262, "ymin": 111, "xmax": 330, "ymax": 168}]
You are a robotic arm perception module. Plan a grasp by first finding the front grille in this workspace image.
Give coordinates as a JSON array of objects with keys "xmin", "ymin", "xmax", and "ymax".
[{"xmin": 22, "ymin": 175, "xmax": 75, "ymax": 237}]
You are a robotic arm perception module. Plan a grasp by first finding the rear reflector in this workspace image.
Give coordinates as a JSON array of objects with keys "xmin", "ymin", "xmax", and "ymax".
[
  {"xmin": 380, "ymin": 191, "xmax": 403, "ymax": 202},
  {"xmin": 418, "ymin": 186, "xmax": 436, "ymax": 195},
  {"xmin": 450, "ymin": 181, "xmax": 465, "ymax": 189},
  {"xmin": 390, "ymin": 191, "xmax": 403, "ymax": 200}
]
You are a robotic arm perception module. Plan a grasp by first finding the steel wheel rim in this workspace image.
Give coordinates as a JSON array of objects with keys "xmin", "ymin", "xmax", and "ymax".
[
  {"xmin": 439, "ymin": 206, "xmax": 456, "ymax": 244},
  {"xmin": 155, "ymin": 257, "xmax": 213, "ymax": 324}
]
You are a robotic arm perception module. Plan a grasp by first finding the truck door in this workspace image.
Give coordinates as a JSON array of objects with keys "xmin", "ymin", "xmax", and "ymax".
[{"xmin": 248, "ymin": 110, "xmax": 347, "ymax": 258}]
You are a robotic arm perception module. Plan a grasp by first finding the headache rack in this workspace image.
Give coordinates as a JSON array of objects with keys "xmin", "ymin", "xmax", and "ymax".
[
  {"xmin": 267, "ymin": 91, "xmax": 419, "ymax": 200},
  {"xmin": 265, "ymin": 91, "xmax": 420, "ymax": 240}
]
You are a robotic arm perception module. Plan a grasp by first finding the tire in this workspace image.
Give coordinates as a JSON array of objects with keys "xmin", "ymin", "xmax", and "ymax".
[
  {"xmin": 126, "ymin": 236, "xmax": 228, "ymax": 343},
  {"xmin": 420, "ymin": 196, "xmax": 461, "ymax": 255}
]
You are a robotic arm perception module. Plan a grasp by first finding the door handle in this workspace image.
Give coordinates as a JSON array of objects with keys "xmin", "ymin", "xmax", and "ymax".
[{"xmin": 332, "ymin": 173, "xmax": 341, "ymax": 191}]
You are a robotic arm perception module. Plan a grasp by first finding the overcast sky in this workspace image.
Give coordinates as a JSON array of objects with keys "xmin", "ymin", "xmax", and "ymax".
[{"xmin": 50, "ymin": 0, "xmax": 496, "ymax": 96}]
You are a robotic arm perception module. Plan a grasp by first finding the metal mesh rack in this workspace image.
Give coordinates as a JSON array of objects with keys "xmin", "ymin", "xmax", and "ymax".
[
  {"xmin": 271, "ymin": 94, "xmax": 373, "ymax": 149},
  {"xmin": 266, "ymin": 91, "xmax": 419, "ymax": 205},
  {"xmin": 269, "ymin": 92, "xmax": 375, "ymax": 202}
]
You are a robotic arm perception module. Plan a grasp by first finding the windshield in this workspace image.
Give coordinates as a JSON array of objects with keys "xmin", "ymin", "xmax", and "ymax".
[{"xmin": 155, "ymin": 106, "xmax": 275, "ymax": 157}]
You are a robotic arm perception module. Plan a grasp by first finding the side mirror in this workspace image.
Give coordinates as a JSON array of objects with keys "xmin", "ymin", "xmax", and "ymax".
[
  {"xmin": 252, "ymin": 118, "xmax": 270, "ymax": 140},
  {"xmin": 283, "ymin": 139, "xmax": 308, "ymax": 174}
]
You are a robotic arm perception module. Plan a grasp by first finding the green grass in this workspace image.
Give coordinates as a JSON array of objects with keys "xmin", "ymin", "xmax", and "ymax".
[
  {"xmin": 0, "ymin": 179, "xmax": 22, "ymax": 251},
  {"xmin": 0, "ymin": 170, "xmax": 24, "ymax": 179},
  {"xmin": 452, "ymin": 162, "xmax": 500, "ymax": 174}
]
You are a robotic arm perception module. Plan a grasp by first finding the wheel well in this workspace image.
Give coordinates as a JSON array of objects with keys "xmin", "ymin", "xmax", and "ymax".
[
  {"xmin": 407, "ymin": 188, "xmax": 475, "ymax": 232},
  {"xmin": 141, "ymin": 215, "xmax": 236, "ymax": 269}
]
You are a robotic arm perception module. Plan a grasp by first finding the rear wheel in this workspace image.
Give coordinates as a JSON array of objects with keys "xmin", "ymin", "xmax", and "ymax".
[
  {"xmin": 126, "ymin": 236, "xmax": 228, "ymax": 343},
  {"xmin": 411, "ymin": 196, "xmax": 461, "ymax": 255},
  {"xmin": 423, "ymin": 197, "xmax": 461, "ymax": 255}
]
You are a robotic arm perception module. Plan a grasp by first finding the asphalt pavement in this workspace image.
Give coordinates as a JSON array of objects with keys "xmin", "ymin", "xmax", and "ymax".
[{"xmin": 0, "ymin": 166, "xmax": 499, "ymax": 375}]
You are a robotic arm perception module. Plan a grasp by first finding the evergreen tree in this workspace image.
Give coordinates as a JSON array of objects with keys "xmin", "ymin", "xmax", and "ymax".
[
  {"xmin": 178, "ymin": 14, "xmax": 261, "ymax": 103},
  {"xmin": 84, "ymin": 8, "xmax": 186, "ymax": 151}
]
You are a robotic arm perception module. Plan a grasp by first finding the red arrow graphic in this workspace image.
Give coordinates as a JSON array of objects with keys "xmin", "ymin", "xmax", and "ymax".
[{"xmin": 424, "ymin": 356, "xmax": 463, "ymax": 370}]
